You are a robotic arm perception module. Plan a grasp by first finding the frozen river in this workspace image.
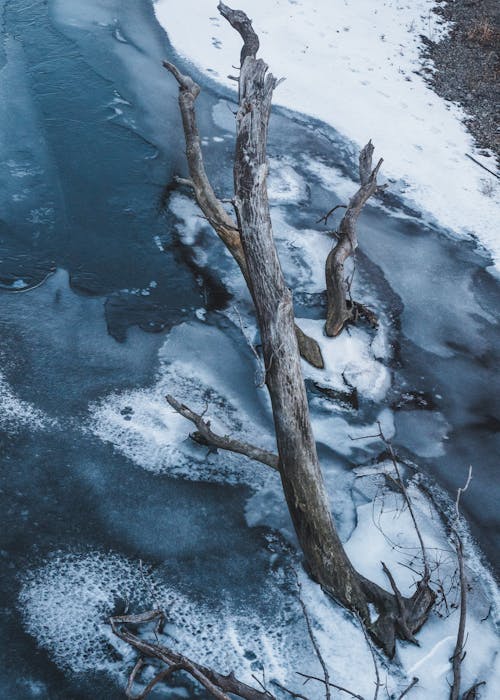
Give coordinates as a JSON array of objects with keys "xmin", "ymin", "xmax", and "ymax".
[{"xmin": 0, "ymin": 1, "xmax": 498, "ymax": 698}]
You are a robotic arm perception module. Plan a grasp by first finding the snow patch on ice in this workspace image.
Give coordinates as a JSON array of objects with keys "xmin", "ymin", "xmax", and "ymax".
[
  {"xmin": 154, "ymin": 0, "xmax": 500, "ymax": 271},
  {"xmin": 18, "ymin": 549, "xmax": 340, "ymax": 694},
  {"xmin": 298, "ymin": 318, "xmax": 391, "ymax": 402},
  {"xmin": 89, "ymin": 321, "xmax": 275, "ymax": 485},
  {"xmin": 0, "ymin": 371, "xmax": 53, "ymax": 433}
]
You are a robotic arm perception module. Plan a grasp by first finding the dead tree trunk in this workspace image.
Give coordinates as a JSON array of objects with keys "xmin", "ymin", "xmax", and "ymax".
[
  {"xmin": 161, "ymin": 2, "xmax": 434, "ymax": 657},
  {"xmin": 223, "ymin": 0, "xmax": 369, "ymax": 617},
  {"xmin": 324, "ymin": 142, "xmax": 383, "ymax": 337}
]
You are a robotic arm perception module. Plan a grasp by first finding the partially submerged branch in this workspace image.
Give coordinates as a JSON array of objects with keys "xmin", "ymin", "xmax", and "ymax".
[
  {"xmin": 165, "ymin": 394, "xmax": 279, "ymax": 470},
  {"xmin": 325, "ymin": 141, "xmax": 384, "ymax": 337},
  {"xmin": 110, "ymin": 611, "xmax": 274, "ymax": 700}
]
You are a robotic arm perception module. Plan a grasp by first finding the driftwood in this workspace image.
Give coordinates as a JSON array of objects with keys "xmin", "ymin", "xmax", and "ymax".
[
  {"xmin": 110, "ymin": 611, "xmax": 274, "ymax": 700},
  {"xmin": 324, "ymin": 141, "xmax": 384, "ymax": 336},
  {"xmin": 161, "ymin": 1, "xmax": 435, "ymax": 658}
]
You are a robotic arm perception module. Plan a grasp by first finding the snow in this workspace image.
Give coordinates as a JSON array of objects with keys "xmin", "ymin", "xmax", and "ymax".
[
  {"xmin": 89, "ymin": 321, "xmax": 277, "ymax": 486},
  {"xmin": 0, "ymin": 370, "xmax": 53, "ymax": 433},
  {"xmin": 153, "ymin": 0, "xmax": 500, "ymax": 273},
  {"xmin": 298, "ymin": 318, "xmax": 391, "ymax": 401}
]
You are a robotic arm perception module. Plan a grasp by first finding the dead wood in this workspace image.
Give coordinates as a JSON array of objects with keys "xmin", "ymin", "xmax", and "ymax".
[
  {"xmin": 161, "ymin": 1, "xmax": 435, "ymax": 660},
  {"xmin": 449, "ymin": 467, "xmax": 473, "ymax": 700},
  {"xmin": 296, "ymin": 672, "xmax": 365, "ymax": 700},
  {"xmin": 397, "ymin": 677, "xmax": 419, "ymax": 699},
  {"xmin": 163, "ymin": 60, "xmax": 323, "ymax": 369},
  {"xmin": 324, "ymin": 141, "xmax": 383, "ymax": 337},
  {"xmin": 165, "ymin": 394, "xmax": 279, "ymax": 470},
  {"xmin": 462, "ymin": 681, "xmax": 486, "ymax": 699},
  {"xmin": 110, "ymin": 611, "xmax": 274, "ymax": 700}
]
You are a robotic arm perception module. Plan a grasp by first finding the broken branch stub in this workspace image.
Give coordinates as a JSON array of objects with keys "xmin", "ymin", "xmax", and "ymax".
[{"xmin": 165, "ymin": 394, "xmax": 279, "ymax": 470}]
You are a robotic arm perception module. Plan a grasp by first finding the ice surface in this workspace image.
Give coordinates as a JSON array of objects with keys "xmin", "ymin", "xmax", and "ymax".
[
  {"xmin": 0, "ymin": 370, "xmax": 52, "ymax": 434},
  {"xmin": 18, "ymin": 549, "xmax": 352, "ymax": 695},
  {"xmin": 154, "ymin": 0, "xmax": 500, "ymax": 273},
  {"xmin": 0, "ymin": 37, "xmax": 59, "ymax": 258},
  {"xmin": 89, "ymin": 321, "xmax": 277, "ymax": 486}
]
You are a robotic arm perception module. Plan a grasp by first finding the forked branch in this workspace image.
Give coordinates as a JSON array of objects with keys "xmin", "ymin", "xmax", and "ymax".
[{"xmin": 110, "ymin": 611, "xmax": 274, "ymax": 700}]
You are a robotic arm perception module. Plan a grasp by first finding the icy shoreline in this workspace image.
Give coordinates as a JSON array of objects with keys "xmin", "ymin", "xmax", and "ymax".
[{"xmin": 153, "ymin": 0, "xmax": 500, "ymax": 274}]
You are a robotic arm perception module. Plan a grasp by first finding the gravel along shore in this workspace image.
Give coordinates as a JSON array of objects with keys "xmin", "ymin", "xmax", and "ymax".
[{"xmin": 424, "ymin": 0, "xmax": 499, "ymax": 171}]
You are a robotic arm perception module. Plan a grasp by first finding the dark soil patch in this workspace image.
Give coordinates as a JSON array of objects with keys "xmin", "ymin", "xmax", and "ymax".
[{"xmin": 424, "ymin": 0, "xmax": 500, "ymax": 167}]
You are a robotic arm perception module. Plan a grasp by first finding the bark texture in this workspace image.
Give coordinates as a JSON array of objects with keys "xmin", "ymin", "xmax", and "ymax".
[
  {"xmin": 222, "ymin": 2, "xmax": 371, "ymax": 620},
  {"xmin": 325, "ymin": 141, "xmax": 383, "ymax": 336}
]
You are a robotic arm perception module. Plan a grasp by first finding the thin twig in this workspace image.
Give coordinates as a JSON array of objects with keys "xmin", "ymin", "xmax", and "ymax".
[
  {"xmin": 356, "ymin": 613, "xmax": 381, "ymax": 700},
  {"xmin": 397, "ymin": 676, "xmax": 419, "ymax": 699},
  {"xmin": 465, "ymin": 153, "xmax": 499, "ymax": 179},
  {"xmin": 449, "ymin": 468, "xmax": 473, "ymax": 700},
  {"xmin": 316, "ymin": 204, "xmax": 347, "ymax": 225},
  {"xmin": 377, "ymin": 422, "xmax": 429, "ymax": 578},
  {"xmin": 292, "ymin": 569, "xmax": 331, "ymax": 700},
  {"xmin": 296, "ymin": 672, "xmax": 365, "ymax": 700}
]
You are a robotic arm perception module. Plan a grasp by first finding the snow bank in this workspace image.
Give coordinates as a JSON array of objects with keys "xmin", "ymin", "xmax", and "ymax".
[{"xmin": 154, "ymin": 0, "xmax": 500, "ymax": 272}]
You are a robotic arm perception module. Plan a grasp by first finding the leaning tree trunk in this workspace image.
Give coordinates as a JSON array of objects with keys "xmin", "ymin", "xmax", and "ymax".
[
  {"xmin": 224, "ymin": 5, "xmax": 368, "ymax": 617},
  {"xmin": 161, "ymin": 2, "xmax": 435, "ymax": 657}
]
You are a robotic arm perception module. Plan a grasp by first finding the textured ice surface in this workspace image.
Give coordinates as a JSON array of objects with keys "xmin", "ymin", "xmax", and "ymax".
[
  {"xmin": 18, "ymin": 550, "xmax": 342, "ymax": 695},
  {"xmin": 89, "ymin": 321, "xmax": 276, "ymax": 485},
  {"xmin": 0, "ymin": 370, "xmax": 52, "ymax": 433}
]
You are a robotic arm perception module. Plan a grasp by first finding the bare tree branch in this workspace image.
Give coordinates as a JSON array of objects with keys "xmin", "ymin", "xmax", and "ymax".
[
  {"xmin": 296, "ymin": 672, "xmax": 365, "ymax": 700},
  {"xmin": 449, "ymin": 467, "xmax": 473, "ymax": 700},
  {"xmin": 397, "ymin": 677, "xmax": 419, "ymax": 699},
  {"xmin": 377, "ymin": 422, "xmax": 429, "ymax": 579},
  {"xmin": 218, "ymin": 2, "xmax": 260, "ymax": 65},
  {"xmin": 325, "ymin": 141, "xmax": 383, "ymax": 337},
  {"xmin": 316, "ymin": 204, "xmax": 347, "ymax": 226},
  {"xmin": 166, "ymin": 394, "xmax": 279, "ymax": 470},
  {"xmin": 462, "ymin": 681, "xmax": 486, "ymax": 699},
  {"xmin": 110, "ymin": 611, "xmax": 275, "ymax": 700}
]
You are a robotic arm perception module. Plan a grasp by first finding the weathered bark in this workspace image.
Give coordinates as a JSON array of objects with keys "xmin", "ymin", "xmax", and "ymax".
[
  {"xmin": 325, "ymin": 141, "xmax": 383, "ymax": 336},
  {"xmin": 163, "ymin": 60, "xmax": 324, "ymax": 369},
  {"xmin": 224, "ymin": 2, "xmax": 370, "ymax": 620}
]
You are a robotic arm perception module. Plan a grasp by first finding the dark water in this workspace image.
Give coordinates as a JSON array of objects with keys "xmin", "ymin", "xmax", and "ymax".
[{"xmin": 0, "ymin": 0, "xmax": 498, "ymax": 697}]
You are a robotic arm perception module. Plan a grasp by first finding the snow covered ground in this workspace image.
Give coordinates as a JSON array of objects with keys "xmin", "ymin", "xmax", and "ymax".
[{"xmin": 154, "ymin": 0, "xmax": 500, "ymax": 274}]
